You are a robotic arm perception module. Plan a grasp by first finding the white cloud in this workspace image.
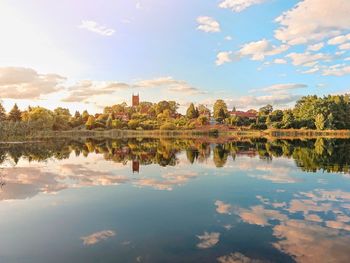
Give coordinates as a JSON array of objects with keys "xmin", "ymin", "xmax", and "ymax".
[
  {"xmin": 196, "ymin": 16, "xmax": 221, "ymax": 33},
  {"xmin": 273, "ymin": 58, "xmax": 287, "ymax": 64},
  {"xmin": 81, "ymin": 230, "xmax": 116, "ymax": 245},
  {"xmin": 217, "ymin": 252, "xmax": 264, "ymax": 263},
  {"xmin": 62, "ymin": 80, "xmax": 130, "ymax": 102},
  {"xmin": 224, "ymin": 36, "xmax": 233, "ymax": 41},
  {"xmin": 274, "ymin": 0, "xmax": 350, "ymax": 45},
  {"xmin": 327, "ymin": 33, "xmax": 350, "ymax": 45},
  {"xmin": 257, "ymin": 83, "xmax": 307, "ymax": 93},
  {"xmin": 307, "ymin": 42, "xmax": 324, "ymax": 51},
  {"xmin": 286, "ymin": 52, "xmax": 333, "ymax": 67},
  {"xmin": 196, "ymin": 232, "xmax": 220, "ymax": 249},
  {"xmin": 0, "ymin": 67, "xmax": 66, "ymax": 99},
  {"xmin": 79, "ymin": 20, "xmax": 115, "ymax": 36},
  {"xmin": 339, "ymin": 42, "xmax": 350, "ymax": 50},
  {"xmin": 239, "ymin": 39, "xmax": 289, "ymax": 61},
  {"xmin": 219, "ymin": 0, "xmax": 267, "ymax": 12},
  {"xmin": 216, "ymin": 51, "xmax": 234, "ymax": 66},
  {"xmin": 322, "ymin": 64, "xmax": 350, "ymax": 76}
]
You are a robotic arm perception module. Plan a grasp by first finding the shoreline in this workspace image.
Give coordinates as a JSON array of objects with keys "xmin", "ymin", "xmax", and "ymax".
[{"xmin": 1, "ymin": 128, "xmax": 350, "ymax": 143}]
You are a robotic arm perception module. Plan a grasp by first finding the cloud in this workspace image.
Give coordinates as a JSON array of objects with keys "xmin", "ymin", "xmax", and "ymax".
[
  {"xmin": 339, "ymin": 43, "xmax": 350, "ymax": 50},
  {"xmin": 238, "ymin": 39, "xmax": 289, "ymax": 61},
  {"xmin": 224, "ymin": 36, "xmax": 233, "ymax": 41},
  {"xmin": 327, "ymin": 33, "xmax": 350, "ymax": 45},
  {"xmin": 196, "ymin": 232, "xmax": 220, "ymax": 249},
  {"xmin": 219, "ymin": 0, "xmax": 267, "ymax": 12},
  {"xmin": 215, "ymin": 200, "xmax": 232, "ymax": 214},
  {"xmin": 273, "ymin": 58, "xmax": 287, "ymax": 64},
  {"xmin": 256, "ymin": 83, "xmax": 307, "ymax": 93},
  {"xmin": 274, "ymin": 0, "xmax": 350, "ymax": 45},
  {"xmin": 79, "ymin": 20, "xmax": 115, "ymax": 36},
  {"xmin": 217, "ymin": 252, "xmax": 265, "ymax": 263},
  {"xmin": 237, "ymin": 205, "xmax": 288, "ymax": 226},
  {"xmin": 322, "ymin": 64, "xmax": 350, "ymax": 76},
  {"xmin": 286, "ymin": 52, "xmax": 333, "ymax": 67},
  {"xmin": 307, "ymin": 42, "xmax": 324, "ymax": 51},
  {"xmin": 0, "ymin": 67, "xmax": 66, "ymax": 99},
  {"xmin": 196, "ymin": 16, "xmax": 221, "ymax": 33},
  {"xmin": 273, "ymin": 220, "xmax": 350, "ymax": 263},
  {"xmin": 216, "ymin": 51, "xmax": 234, "ymax": 66},
  {"xmin": 62, "ymin": 80, "xmax": 131, "ymax": 102},
  {"xmin": 81, "ymin": 230, "xmax": 116, "ymax": 245}
]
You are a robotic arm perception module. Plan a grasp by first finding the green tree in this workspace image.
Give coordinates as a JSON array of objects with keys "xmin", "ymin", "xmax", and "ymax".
[
  {"xmin": 315, "ymin": 114, "xmax": 325, "ymax": 130},
  {"xmin": 282, "ymin": 110, "xmax": 294, "ymax": 129},
  {"xmin": 186, "ymin": 103, "xmax": 199, "ymax": 119},
  {"xmin": 198, "ymin": 115, "xmax": 209, "ymax": 126},
  {"xmin": 23, "ymin": 107, "xmax": 54, "ymax": 130},
  {"xmin": 265, "ymin": 115, "xmax": 272, "ymax": 127},
  {"xmin": 213, "ymin": 100, "xmax": 228, "ymax": 123},
  {"xmin": 8, "ymin": 104, "xmax": 22, "ymax": 122},
  {"xmin": 82, "ymin": 110, "xmax": 90, "ymax": 122},
  {"xmin": 259, "ymin": 104, "xmax": 273, "ymax": 116}
]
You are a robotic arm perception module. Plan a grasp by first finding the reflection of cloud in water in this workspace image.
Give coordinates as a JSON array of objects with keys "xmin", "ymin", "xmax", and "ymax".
[
  {"xmin": 217, "ymin": 252, "xmax": 265, "ymax": 263},
  {"xmin": 60, "ymin": 164, "xmax": 129, "ymax": 186},
  {"xmin": 215, "ymin": 200, "xmax": 232, "ymax": 214},
  {"xmin": 0, "ymin": 167, "xmax": 68, "ymax": 201},
  {"xmin": 81, "ymin": 230, "xmax": 115, "ymax": 246},
  {"xmin": 273, "ymin": 220, "xmax": 350, "ymax": 263},
  {"xmin": 0, "ymin": 163, "xmax": 129, "ymax": 201},
  {"xmin": 237, "ymin": 205, "xmax": 288, "ymax": 227},
  {"xmin": 229, "ymin": 188, "xmax": 350, "ymax": 262},
  {"xmin": 133, "ymin": 171, "xmax": 198, "ymax": 191},
  {"xmin": 196, "ymin": 232, "xmax": 220, "ymax": 249}
]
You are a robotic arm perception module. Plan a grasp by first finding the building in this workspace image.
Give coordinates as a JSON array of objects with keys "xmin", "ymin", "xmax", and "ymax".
[
  {"xmin": 132, "ymin": 93, "xmax": 140, "ymax": 107},
  {"xmin": 230, "ymin": 110, "xmax": 258, "ymax": 120}
]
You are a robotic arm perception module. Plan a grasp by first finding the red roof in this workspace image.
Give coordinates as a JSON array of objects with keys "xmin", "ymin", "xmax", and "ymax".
[{"xmin": 230, "ymin": 111, "xmax": 257, "ymax": 118}]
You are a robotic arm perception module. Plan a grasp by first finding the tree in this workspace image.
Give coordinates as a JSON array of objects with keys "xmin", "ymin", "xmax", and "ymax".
[
  {"xmin": 23, "ymin": 107, "xmax": 54, "ymax": 130},
  {"xmin": 53, "ymin": 107, "xmax": 71, "ymax": 130},
  {"xmin": 265, "ymin": 115, "xmax": 272, "ymax": 127},
  {"xmin": 85, "ymin": 115, "xmax": 95, "ymax": 130},
  {"xmin": 0, "ymin": 103, "xmax": 6, "ymax": 121},
  {"xmin": 82, "ymin": 110, "xmax": 89, "ymax": 122},
  {"xmin": 326, "ymin": 113, "xmax": 335, "ymax": 130},
  {"xmin": 198, "ymin": 115, "xmax": 209, "ymax": 126},
  {"xmin": 106, "ymin": 114, "xmax": 113, "ymax": 129},
  {"xmin": 315, "ymin": 114, "xmax": 325, "ymax": 130},
  {"xmin": 232, "ymin": 106, "xmax": 236, "ymax": 112},
  {"xmin": 8, "ymin": 104, "xmax": 22, "ymax": 122},
  {"xmin": 213, "ymin": 100, "xmax": 228, "ymax": 123},
  {"xmin": 186, "ymin": 103, "xmax": 199, "ymax": 119},
  {"xmin": 198, "ymin": 104, "xmax": 210, "ymax": 116},
  {"xmin": 259, "ymin": 104, "xmax": 273, "ymax": 116},
  {"xmin": 282, "ymin": 110, "xmax": 294, "ymax": 129}
]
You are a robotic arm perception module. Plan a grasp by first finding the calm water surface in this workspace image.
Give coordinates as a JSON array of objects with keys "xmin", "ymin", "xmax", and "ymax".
[{"xmin": 0, "ymin": 138, "xmax": 349, "ymax": 263}]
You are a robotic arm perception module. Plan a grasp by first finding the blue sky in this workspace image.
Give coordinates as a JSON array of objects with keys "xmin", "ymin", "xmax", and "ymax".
[{"xmin": 0, "ymin": 0, "xmax": 350, "ymax": 113}]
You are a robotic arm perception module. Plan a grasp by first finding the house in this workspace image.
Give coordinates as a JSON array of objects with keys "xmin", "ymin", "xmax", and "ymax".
[{"xmin": 230, "ymin": 110, "xmax": 257, "ymax": 120}]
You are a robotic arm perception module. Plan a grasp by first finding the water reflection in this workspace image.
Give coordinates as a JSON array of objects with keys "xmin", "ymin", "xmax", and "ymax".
[{"xmin": 0, "ymin": 138, "xmax": 349, "ymax": 262}]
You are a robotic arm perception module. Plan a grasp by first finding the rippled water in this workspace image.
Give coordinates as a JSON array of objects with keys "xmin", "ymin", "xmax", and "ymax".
[{"xmin": 0, "ymin": 138, "xmax": 349, "ymax": 263}]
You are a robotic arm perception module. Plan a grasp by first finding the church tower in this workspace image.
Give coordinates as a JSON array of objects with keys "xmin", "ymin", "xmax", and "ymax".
[{"xmin": 132, "ymin": 93, "xmax": 140, "ymax": 107}]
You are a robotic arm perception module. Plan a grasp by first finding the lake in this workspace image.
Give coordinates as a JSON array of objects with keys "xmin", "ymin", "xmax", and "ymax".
[{"xmin": 0, "ymin": 138, "xmax": 349, "ymax": 263}]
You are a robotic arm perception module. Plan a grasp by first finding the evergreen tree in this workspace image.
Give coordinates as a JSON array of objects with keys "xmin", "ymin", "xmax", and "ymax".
[
  {"xmin": 106, "ymin": 114, "xmax": 113, "ymax": 129},
  {"xmin": 186, "ymin": 103, "xmax": 199, "ymax": 119},
  {"xmin": 8, "ymin": 104, "xmax": 22, "ymax": 122},
  {"xmin": 0, "ymin": 103, "xmax": 6, "ymax": 121}
]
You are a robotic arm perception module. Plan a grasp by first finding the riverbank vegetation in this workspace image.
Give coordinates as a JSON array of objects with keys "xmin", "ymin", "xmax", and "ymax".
[{"xmin": 1, "ymin": 94, "xmax": 350, "ymax": 140}]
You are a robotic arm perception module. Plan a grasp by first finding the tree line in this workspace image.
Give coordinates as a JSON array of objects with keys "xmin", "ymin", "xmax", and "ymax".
[{"xmin": 0, "ymin": 94, "xmax": 349, "ymax": 139}]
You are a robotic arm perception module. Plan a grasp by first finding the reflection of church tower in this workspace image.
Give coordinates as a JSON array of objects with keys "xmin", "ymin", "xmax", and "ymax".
[
  {"xmin": 132, "ymin": 160, "xmax": 140, "ymax": 173},
  {"xmin": 132, "ymin": 93, "xmax": 140, "ymax": 107}
]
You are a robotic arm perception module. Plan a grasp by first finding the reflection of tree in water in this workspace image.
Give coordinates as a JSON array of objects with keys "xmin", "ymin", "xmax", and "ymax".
[{"xmin": 0, "ymin": 138, "xmax": 349, "ymax": 173}]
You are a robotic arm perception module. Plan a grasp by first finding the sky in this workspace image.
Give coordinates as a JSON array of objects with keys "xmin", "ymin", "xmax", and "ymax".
[{"xmin": 0, "ymin": 0, "xmax": 350, "ymax": 113}]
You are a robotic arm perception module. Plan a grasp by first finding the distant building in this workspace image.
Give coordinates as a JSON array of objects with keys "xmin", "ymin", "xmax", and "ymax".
[
  {"xmin": 132, "ymin": 93, "xmax": 140, "ymax": 107},
  {"xmin": 230, "ymin": 110, "xmax": 257, "ymax": 120},
  {"xmin": 132, "ymin": 160, "xmax": 140, "ymax": 173}
]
